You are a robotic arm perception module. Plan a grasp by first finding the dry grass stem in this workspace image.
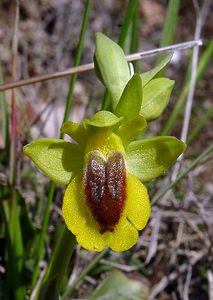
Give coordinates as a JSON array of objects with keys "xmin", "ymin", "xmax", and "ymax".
[
  {"xmin": 0, "ymin": 40, "xmax": 202, "ymax": 92},
  {"xmin": 145, "ymin": 210, "xmax": 163, "ymax": 265},
  {"xmin": 208, "ymin": 270, "xmax": 213, "ymax": 300},
  {"xmin": 149, "ymin": 250, "xmax": 206, "ymax": 300},
  {"xmin": 172, "ymin": 0, "xmax": 211, "ymax": 180}
]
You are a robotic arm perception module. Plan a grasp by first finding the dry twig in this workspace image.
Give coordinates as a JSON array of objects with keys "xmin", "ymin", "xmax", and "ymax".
[
  {"xmin": 0, "ymin": 40, "xmax": 202, "ymax": 92},
  {"xmin": 149, "ymin": 250, "xmax": 206, "ymax": 300}
]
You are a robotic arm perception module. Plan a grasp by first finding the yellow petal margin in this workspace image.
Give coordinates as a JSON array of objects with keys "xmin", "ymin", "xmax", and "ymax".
[{"xmin": 62, "ymin": 174, "xmax": 150, "ymax": 252}]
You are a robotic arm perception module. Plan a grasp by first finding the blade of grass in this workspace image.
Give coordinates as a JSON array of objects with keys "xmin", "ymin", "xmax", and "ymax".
[
  {"xmin": 37, "ymin": 225, "xmax": 76, "ymax": 300},
  {"xmin": 0, "ymin": 64, "xmax": 9, "ymax": 155},
  {"xmin": 8, "ymin": 1, "xmax": 25, "ymax": 298},
  {"xmin": 9, "ymin": 193, "xmax": 25, "ymax": 299},
  {"xmin": 170, "ymin": 0, "xmax": 207, "ymax": 181},
  {"xmin": 31, "ymin": 0, "xmax": 92, "ymax": 294},
  {"xmin": 130, "ymin": 8, "xmax": 139, "ymax": 72},
  {"xmin": 62, "ymin": 248, "xmax": 109, "ymax": 300},
  {"xmin": 161, "ymin": 39, "xmax": 213, "ymax": 135},
  {"xmin": 156, "ymin": 0, "xmax": 180, "ymax": 75},
  {"xmin": 31, "ymin": 181, "xmax": 55, "ymax": 288},
  {"xmin": 151, "ymin": 142, "xmax": 213, "ymax": 206},
  {"xmin": 178, "ymin": 0, "xmax": 210, "ymax": 152},
  {"xmin": 61, "ymin": 0, "xmax": 92, "ymax": 128},
  {"xmin": 118, "ymin": 0, "xmax": 138, "ymax": 48},
  {"xmin": 102, "ymin": 0, "xmax": 138, "ymax": 110},
  {"xmin": 0, "ymin": 192, "xmax": 19, "ymax": 300},
  {"xmin": 187, "ymin": 102, "xmax": 213, "ymax": 144}
]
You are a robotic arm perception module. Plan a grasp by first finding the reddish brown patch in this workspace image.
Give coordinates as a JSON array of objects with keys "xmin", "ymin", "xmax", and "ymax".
[{"xmin": 84, "ymin": 150, "xmax": 126, "ymax": 233}]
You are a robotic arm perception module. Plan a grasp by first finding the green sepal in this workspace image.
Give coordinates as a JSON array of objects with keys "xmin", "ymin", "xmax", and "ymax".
[
  {"xmin": 140, "ymin": 78, "xmax": 174, "ymax": 121},
  {"xmin": 116, "ymin": 115, "xmax": 147, "ymax": 148},
  {"xmin": 141, "ymin": 53, "xmax": 173, "ymax": 87},
  {"xmin": 94, "ymin": 32, "xmax": 130, "ymax": 110},
  {"xmin": 23, "ymin": 139, "xmax": 84, "ymax": 185},
  {"xmin": 126, "ymin": 136, "xmax": 186, "ymax": 181},
  {"xmin": 83, "ymin": 111, "xmax": 123, "ymax": 128},
  {"xmin": 60, "ymin": 121, "xmax": 88, "ymax": 145},
  {"xmin": 115, "ymin": 74, "xmax": 142, "ymax": 119}
]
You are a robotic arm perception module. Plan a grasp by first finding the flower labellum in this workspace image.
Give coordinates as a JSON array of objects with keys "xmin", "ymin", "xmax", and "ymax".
[{"xmin": 84, "ymin": 150, "xmax": 126, "ymax": 233}]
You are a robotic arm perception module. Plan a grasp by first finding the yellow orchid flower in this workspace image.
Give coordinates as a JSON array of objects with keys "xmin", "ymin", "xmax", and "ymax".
[{"xmin": 24, "ymin": 111, "xmax": 185, "ymax": 252}]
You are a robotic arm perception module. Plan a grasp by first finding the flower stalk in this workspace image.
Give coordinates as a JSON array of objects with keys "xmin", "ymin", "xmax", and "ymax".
[{"xmin": 36, "ymin": 225, "xmax": 76, "ymax": 300}]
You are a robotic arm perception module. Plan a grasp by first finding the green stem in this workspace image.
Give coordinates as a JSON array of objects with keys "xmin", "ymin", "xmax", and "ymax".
[
  {"xmin": 31, "ymin": 181, "xmax": 55, "ymax": 288},
  {"xmin": 33, "ymin": 0, "xmax": 91, "ymax": 296},
  {"xmin": 156, "ymin": 0, "xmax": 180, "ymax": 72},
  {"xmin": 62, "ymin": 247, "xmax": 109, "ymax": 299},
  {"xmin": 151, "ymin": 142, "xmax": 213, "ymax": 206},
  {"xmin": 61, "ymin": 0, "xmax": 92, "ymax": 128},
  {"xmin": 101, "ymin": 0, "xmax": 137, "ymax": 110},
  {"xmin": 118, "ymin": 0, "xmax": 138, "ymax": 48},
  {"xmin": 187, "ymin": 103, "xmax": 213, "ymax": 144},
  {"xmin": 130, "ymin": 8, "xmax": 139, "ymax": 72},
  {"xmin": 37, "ymin": 226, "xmax": 76, "ymax": 300}
]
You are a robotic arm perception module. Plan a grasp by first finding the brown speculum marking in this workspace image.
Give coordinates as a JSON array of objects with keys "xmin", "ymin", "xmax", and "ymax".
[{"xmin": 84, "ymin": 150, "xmax": 126, "ymax": 233}]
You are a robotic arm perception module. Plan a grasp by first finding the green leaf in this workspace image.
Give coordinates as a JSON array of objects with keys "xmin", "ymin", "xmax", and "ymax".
[
  {"xmin": 116, "ymin": 115, "xmax": 147, "ymax": 148},
  {"xmin": 38, "ymin": 275, "xmax": 59, "ymax": 300},
  {"xmin": 141, "ymin": 52, "xmax": 173, "ymax": 86},
  {"xmin": 94, "ymin": 33, "xmax": 131, "ymax": 110},
  {"xmin": 84, "ymin": 111, "xmax": 123, "ymax": 128},
  {"xmin": 89, "ymin": 269, "xmax": 149, "ymax": 300},
  {"xmin": 60, "ymin": 121, "xmax": 88, "ymax": 145},
  {"xmin": 115, "ymin": 74, "xmax": 142, "ymax": 119},
  {"xmin": 23, "ymin": 139, "xmax": 84, "ymax": 185},
  {"xmin": 140, "ymin": 78, "xmax": 174, "ymax": 121},
  {"xmin": 126, "ymin": 136, "xmax": 186, "ymax": 181}
]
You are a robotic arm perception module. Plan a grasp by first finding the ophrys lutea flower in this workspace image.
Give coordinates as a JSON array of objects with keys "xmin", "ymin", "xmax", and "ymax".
[{"xmin": 23, "ymin": 111, "xmax": 185, "ymax": 252}]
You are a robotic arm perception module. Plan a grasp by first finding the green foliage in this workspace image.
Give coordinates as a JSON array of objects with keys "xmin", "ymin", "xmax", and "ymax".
[
  {"xmin": 84, "ymin": 110, "xmax": 123, "ymax": 128},
  {"xmin": 94, "ymin": 33, "xmax": 131, "ymax": 110},
  {"xmin": 23, "ymin": 139, "xmax": 84, "ymax": 185},
  {"xmin": 89, "ymin": 269, "xmax": 149, "ymax": 300},
  {"xmin": 140, "ymin": 78, "xmax": 174, "ymax": 121},
  {"xmin": 116, "ymin": 115, "xmax": 147, "ymax": 147},
  {"xmin": 1, "ymin": 1, "xmax": 211, "ymax": 299},
  {"xmin": 126, "ymin": 136, "xmax": 186, "ymax": 181},
  {"xmin": 141, "ymin": 52, "xmax": 173, "ymax": 86},
  {"xmin": 60, "ymin": 121, "xmax": 88, "ymax": 145},
  {"xmin": 95, "ymin": 32, "xmax": 175, "ymax": 123},
  {"xmin": 115, "ymin": 74, "xmax": 142, "ymax": 119},
  {"xmin": 21, "ymin": 30, "xmax": 187, "ymax": 299}
]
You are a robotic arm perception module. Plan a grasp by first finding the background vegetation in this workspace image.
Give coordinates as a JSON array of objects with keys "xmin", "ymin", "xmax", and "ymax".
[{"xmin": 0, "ymin": 0, "xmax": 212, "ymax": 299}]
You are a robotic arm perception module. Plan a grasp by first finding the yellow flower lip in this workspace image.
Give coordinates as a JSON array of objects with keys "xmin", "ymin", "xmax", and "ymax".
[
  {"xmin": 84, "ymin": 150, "xmax": 126, "ymax": 234},
  {"xmin": 62, "ymin": 173, "xmax": 150, "ymax": 252},
  {"xmin": 61, "ymin": 127, "xmax": 151, "ymax": 252}
]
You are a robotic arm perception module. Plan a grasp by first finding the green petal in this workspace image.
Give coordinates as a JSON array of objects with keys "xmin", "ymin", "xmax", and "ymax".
[
  {"xmin": 116, "ymin": 115, "xmax": 147, "ymax": 148},
  {"xmin": 84, "ymin": 111, "xmax": 123, "ymax": 128},
  {"xmin": 94, "ymin": 33, "xmax": 131, "ymax": 110},
  {"xmin": 141, "ymin": 53, "xmax": 173, "ymax": 87},
  {"xmin": 60, "ymin": 121, "xmax": 88, "ymax": 145},
  {"xmin": 126, "ymin": 136, "xmax": 186, "ymax": 181},
  {"xmin": 140, "ymin": 78, "xmax": 174, "ymax": 121},
  {"xmin": 23, "ymin": 138, "xmax": 84, "ymax": 185},
  {"xmin": 115, "ymin": 74, "xmax": 142, "ymax": 119}
]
